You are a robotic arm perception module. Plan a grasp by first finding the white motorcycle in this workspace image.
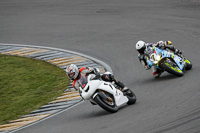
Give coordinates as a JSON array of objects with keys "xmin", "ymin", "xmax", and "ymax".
[{"xmin": 77, "ymin": 73, "xmax": 136, "ymax": 113}]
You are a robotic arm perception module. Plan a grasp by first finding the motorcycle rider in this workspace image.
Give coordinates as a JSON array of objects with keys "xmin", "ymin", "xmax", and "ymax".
[
  {"xmin": 135, "ymin": 40, "xmax": 182, "ymax": 78},
  {"xmin": 66, "ymin": 64, "xmax": 128, "ymax": 91}
]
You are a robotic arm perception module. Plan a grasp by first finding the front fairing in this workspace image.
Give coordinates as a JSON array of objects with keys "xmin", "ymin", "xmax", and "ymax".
[
  {"xmin": 145, "ymin": 46, "xmax": 160, "ymax": 67},
  {"xmin": 147, "ymin": 47, "xmax": 184, "ymax": 70},
  {"xmin": 78, "ymin": 75, "xmax": 101, "ymax": 100},
  {"xmin": 78, "ymin": 75, "xmax": 128, "ymax": 106}
]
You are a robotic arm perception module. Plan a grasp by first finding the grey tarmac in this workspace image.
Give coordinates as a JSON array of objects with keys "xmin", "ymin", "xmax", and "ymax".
[{"xmin": 0, "ymin": 0, "xmax": 200, "ymax": 133}]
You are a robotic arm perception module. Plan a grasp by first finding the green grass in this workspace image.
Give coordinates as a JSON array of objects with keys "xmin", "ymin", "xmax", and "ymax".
[{"xmin": 0, "ymin": 54, "xmax": 70, "ymax": 125}]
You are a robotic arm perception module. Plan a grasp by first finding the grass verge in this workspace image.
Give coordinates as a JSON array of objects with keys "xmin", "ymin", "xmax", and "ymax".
[{"xmin": 0, "ymin": 54, "xmax": 70, "ymax": 125}]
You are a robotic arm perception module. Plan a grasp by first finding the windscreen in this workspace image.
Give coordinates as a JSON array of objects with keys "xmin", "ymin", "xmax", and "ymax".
[
  {"xmin": 78, "ymin": 76, "xmax": 88, "ymax": 88},
  {"xmin": 144, "ymin": 46, "xmax": 155, "ymax": 57}
]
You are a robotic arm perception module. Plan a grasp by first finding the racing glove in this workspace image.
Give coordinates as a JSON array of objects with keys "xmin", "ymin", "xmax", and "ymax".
[
  {"xmin": 93, "ymin": 68, "xmax": 100, "ymax": 74},
  {"xmin": 157, "ymin": 41, "xmax": 166, "ymax": 49}
]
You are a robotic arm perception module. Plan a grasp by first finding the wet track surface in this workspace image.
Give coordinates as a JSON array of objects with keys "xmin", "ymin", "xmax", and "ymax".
[{"xmin": 0, "ymin": 0, "xmax": 200, "ymax": 133}]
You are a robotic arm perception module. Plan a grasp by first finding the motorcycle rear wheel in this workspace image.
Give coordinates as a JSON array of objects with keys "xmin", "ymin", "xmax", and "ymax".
[
  {"xmin": 184, "ymin": 59, "xmax": 192, "ymax": 70},
  {"xmin": 162, "ymin": 60, "xmax": 183, "ymax": 77},
  {"xmin": 94, "ymin": 94, "xmax": 118, "ymax": 113},
  {"xmin": 123, "ymin": 89, "xmax": 137, "ymax": 105}
]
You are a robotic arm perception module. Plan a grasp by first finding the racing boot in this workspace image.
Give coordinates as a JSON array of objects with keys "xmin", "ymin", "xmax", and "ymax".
[
  {"xmin": 115, "ymin": 81, "xmax": 129, "ymax": 92},
  {"xmin": 102, "ymin": 74, "xmax": 128, "ymax": 92}
]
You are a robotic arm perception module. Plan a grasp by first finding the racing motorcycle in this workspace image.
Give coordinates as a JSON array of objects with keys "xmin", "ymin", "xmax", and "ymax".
[
  {"xmin": 77, "ymin": 73, "xmax": 136, "ymax": 113},
  {"xmin": 146, "ymin": 46, "xmax": 192, "ymax": 77}
]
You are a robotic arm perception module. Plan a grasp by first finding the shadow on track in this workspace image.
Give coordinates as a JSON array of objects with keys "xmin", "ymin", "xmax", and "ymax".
[{"xmin": 134, "ymin": 73, "xmax": 178, "ymax": 86}]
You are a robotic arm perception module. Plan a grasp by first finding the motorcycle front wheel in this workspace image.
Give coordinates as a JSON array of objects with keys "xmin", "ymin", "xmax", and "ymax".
[
  {"xmin": 162, "ymin": 60, "xmax": 183, "ymax": 77},
  {"xmin": 94, "ymin": 93, "xmax": 118, "ymax": 113}
]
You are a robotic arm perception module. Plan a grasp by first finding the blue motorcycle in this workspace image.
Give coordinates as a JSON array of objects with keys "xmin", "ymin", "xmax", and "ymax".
[{"xmin": 145, "ymin": 46, "xmax": 192, "ymax": 77}]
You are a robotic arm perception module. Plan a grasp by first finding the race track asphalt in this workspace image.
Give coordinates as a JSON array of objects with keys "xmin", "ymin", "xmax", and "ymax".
[{"xmin": 0, "ymin": 0, "xmax": 200, "ymax": 133}]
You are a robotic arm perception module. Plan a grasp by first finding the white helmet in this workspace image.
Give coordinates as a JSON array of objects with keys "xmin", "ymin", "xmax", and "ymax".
[
  {"xmin": 135, "ymin": 40, "xmax": 146, "ymax": 53},
  {"xmin": 66, "ymin": 64, "xmax": 79, "ymax": 80}
]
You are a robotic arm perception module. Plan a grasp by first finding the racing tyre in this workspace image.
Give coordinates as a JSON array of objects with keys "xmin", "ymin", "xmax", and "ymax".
[
  {"xmin": 94, "ymin": 94, "xmax": 118, "ymax": 113},
  {"xmin": 162, "ymin": 60, "xmax": 183, "ymax": 77},
  {"xmin": 184, "ymin": 59, "xmax": 192, "ymax": 70},
  {"xmin": 123, "ymin": 89, "xmax": 137, "ymax": 105}
]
